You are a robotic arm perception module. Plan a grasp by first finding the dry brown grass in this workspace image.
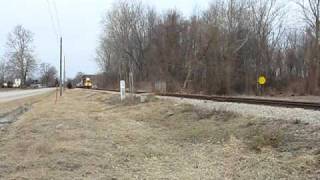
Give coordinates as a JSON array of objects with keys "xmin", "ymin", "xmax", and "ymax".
[
  {"xmin": 0, "ymin": 91, "xmax": 52, "ymax": 115},
  {"xmin": 0, "ymin": 89, "xmax": 319, "ymax": 179}
]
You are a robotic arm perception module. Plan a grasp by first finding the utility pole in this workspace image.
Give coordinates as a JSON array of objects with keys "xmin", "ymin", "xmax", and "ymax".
[
  {"xmin": 63, "ymin": 56, "xmax": 66, "ymax": 91},
  {"xmin": 59, "ymin": 37, "xmax": 63, "ymax": 96}
]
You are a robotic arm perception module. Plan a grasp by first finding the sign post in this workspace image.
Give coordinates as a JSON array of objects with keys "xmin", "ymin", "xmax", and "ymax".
[
  {"xmin": 258, "ymin": 75, "xmax": 267, "ymax": 96},
  {"xmin": 120, "ymin": 80, "xmax": 126, "ymax": 101}
]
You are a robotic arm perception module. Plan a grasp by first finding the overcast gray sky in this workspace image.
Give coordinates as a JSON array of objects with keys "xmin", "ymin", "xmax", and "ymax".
[{"xmin": 0, "ymin": 0, "xmax": 212, "ymax": 78}]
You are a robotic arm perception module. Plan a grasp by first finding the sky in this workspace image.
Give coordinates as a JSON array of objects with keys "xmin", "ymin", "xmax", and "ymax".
[{"xmin": 0, "ymin": 0, "xmax": 211, "ymax": 79}]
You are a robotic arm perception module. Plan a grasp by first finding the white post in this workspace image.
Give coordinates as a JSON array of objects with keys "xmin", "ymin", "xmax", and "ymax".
[{"xmin": 120, "ymin": 80, "xmax": 126, "ymax": 101}]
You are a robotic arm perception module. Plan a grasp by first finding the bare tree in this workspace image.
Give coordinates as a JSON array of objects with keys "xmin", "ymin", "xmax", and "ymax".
[
  {"xmin": 39, "ymin": 63, "xmax": 57, "ymax": 87},
  {"xmin": 296, "ymin": 0, "xmax": 320, "ymax": 41},
  {"xmin": 96, "ymin": 37, "xmax": 112, "ymax": 74},
  {"xmin": 73, "ymin": 72, "xmax": 85, "ymax": 85},
  {"xmin": 296, "ymin": 0, "xmax": 320, "ymax": 93},
  {"xmin": 95, "ymin": 0, "xmax": 318, "ymax": 96},
  {"xmin": 0, "ymin": 59, "xmax": 7, "ymax": 86},
  {"xmin": 5, "ymin": 25, "xmax": 37, "ymax": 87}
]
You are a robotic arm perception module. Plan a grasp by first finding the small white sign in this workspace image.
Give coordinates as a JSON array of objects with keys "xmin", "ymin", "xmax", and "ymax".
[{"xmin": 120, "ymin": 80, "xmax": 126, "ymax": 101}]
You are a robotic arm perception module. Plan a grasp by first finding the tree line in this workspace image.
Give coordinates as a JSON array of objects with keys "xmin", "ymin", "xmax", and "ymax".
[
  {"xmin": 96, "ymin": 0, "xmax": 320, "ymax": 95},
  {"xmin": 0, "ymin": 25, "xmax": 58, "ymax": 88}
]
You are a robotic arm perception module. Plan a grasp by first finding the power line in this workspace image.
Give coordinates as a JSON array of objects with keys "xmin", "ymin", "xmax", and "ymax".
[
  {"xmin": 46, "ymin": 0, "xmax": 59, "ymax": 40},
  {"xmin": 52, "ymin": 0, "xmax": 62, "ymax": 36},
  {"xmin": 51, "ymin": 0, "xmax": 67, "ymax": 87},
  {"xmin": 50, "ymin": 0, "xmax": 66, "ymax": 58},
  {"xmin": 45, "ymin": 0, "xmax": 65, "ymax": 97}
]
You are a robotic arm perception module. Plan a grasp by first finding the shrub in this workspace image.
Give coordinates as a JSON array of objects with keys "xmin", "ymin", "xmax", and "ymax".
[{"xmin": 67, "ymin": 82, "xmax": 73, "ymax": 89}]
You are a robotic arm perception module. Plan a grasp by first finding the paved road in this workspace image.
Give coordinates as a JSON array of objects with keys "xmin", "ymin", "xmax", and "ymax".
[{"xmin": 0, "ymin": 88, "xmax": 55, "ymax": 103}]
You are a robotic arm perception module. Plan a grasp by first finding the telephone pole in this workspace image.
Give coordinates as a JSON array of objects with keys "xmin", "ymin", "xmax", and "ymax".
[
  {"xmin": 59, "ymin": 37, "xmax": 63, "ymax": 96},
  {"xmin": 63, "ymin": 56, "xmax": 66, "ymax": 91}
]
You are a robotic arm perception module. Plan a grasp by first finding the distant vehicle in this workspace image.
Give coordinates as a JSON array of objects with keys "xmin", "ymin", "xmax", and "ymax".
[
  {"xmin": 76, "ymin": 82, "xmax": 82, "ymax": 88},
  {"xmin": 30, "ymin": 84, "xmax": 42, "ymax": 89},
  {"xmin": 1, "ymin": 80, "xmax": 20, "ymax": 88},
  {"xmin": 2, "ymin": 81, "xmax": 13, "ymax": 88},
  {"xmin": 2, "ymin": 82, "xmax": 8, "ymax": 88}
]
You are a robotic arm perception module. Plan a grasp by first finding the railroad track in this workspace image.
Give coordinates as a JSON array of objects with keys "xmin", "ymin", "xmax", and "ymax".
[
  {"xmin": 91, "ymin": 88, "xmax": 147, "ymax": 94},
  {"xmin": 157, "ymin": 93, "xmax": 320, "ymax": 110},
  {"xmin": 89, "ymin": 88, "xmax": 320, "ymax": 110}
]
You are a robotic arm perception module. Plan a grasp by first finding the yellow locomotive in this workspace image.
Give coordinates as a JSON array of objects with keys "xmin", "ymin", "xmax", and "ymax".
[{"xmin": 82, "ymin": 77, "xmax": 93, "ymax": 89}]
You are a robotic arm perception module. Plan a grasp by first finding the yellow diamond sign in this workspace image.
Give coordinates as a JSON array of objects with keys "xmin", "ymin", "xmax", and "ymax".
[{"xmin": 258, "ymin": 76, "xmax": 266, "ymax": 85}]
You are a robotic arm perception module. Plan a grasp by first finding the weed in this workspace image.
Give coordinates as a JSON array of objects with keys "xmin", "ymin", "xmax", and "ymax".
[
  {"xmin": 246, "ymin": 121, "xmax": 256, "ymax": 127},
  {"xmin": 34, "ymin": 142, "xmax": 52, "ymax": 155},
  {"xmin": 293, "ymin": 119, "xmax": 302, "ymax": 125},
  {"xmin": 121, "ymin": 96, "xmax": 141, "ymax": 106},
  {"xmin": 178, "ymin": 104, "xmax": 195, "ymax": 113},
  {"xmin": 144, "ymin": 94, "xmax": 159, "ymax": 103},
  {"xmin": 178, "ymin": 104, "xmax": 237, "ymax": 121},
  {"xmin": 105, "ymin": 95, "xmax": 140, "ymax": 106},
  {"xmin": 195, "ymin": 109, "xmax": 216, "ymax": 120},
  {"xmin": 248, "ymin": 127, "xmax": 284, "ymax": 151},
  {"xmin": 181, "ymin": 126, "xmax": 229, "ymax": 144}
]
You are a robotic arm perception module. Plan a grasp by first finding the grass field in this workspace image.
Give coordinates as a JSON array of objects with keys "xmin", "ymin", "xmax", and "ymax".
[{"xmin": 0, "ymin": 89, "xmax": 319, "ymax": 179}]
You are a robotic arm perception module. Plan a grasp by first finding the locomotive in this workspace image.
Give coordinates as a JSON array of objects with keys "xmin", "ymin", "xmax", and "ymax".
[
  {"xmin": 75, "ymin": 75, "xmax": 95, "ymax": 89},
  {"xmin": 82, "ymin": 77, "xmax": 92, "ymax": 89}
]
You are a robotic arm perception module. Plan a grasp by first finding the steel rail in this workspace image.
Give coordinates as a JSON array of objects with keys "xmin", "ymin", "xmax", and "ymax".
[
  {"xmin": 88, "ymin": 88, "xmax": 320, "ymax": 110},
  {"xmin": 157, "ymin": 93, "xmax": 320, "ymax": 110}
]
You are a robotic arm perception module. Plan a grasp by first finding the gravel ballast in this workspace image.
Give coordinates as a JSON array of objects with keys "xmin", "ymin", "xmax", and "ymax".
[{"xmin": 158, "ymin": 96, "xmax": 320, "ymax": 124}]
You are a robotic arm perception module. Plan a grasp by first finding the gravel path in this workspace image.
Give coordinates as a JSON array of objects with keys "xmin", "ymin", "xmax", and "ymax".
[{"xmin": 158, "ymin": 96, "xmax": 320, "ymax": 124}]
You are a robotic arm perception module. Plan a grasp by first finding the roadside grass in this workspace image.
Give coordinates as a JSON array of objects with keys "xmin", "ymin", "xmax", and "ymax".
[
  {"xmin": 132, "ymin": 99, "xmax": 319, "ymax": 178},
  {"xmin": 0, "ymin": 92, "xmax": 53, "ymax": 115},
  {"xmin": 144, "ymin": 102, "xmax": 315, "ymax": 155},
  {"xmin": 105, "ymin": 93, "xmax": 159, "ymax": 106},
  {"xmin": 247, "ymin": 127, "xmax": 284, "ymax": 151},
  {"xmin": 0, "ymin": 89, "xmax": 319, "ymax": 179},
  {"xmin": 79, "ymin": 91, "xmax": 320, "ymax": 178}
]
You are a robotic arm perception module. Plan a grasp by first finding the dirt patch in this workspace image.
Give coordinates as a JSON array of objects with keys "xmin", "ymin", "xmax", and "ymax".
[{"xmin": 0, "ymin": 89, "xmax": 319, "ymax": 179}]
